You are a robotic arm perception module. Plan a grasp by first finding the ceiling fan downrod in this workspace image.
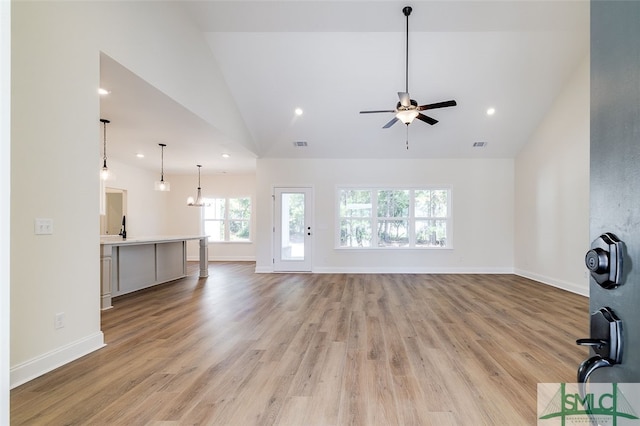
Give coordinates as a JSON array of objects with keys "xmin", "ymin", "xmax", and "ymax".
[{"xmin": 403, "ymin": 6, "xmax": 412, "ymax": 94}]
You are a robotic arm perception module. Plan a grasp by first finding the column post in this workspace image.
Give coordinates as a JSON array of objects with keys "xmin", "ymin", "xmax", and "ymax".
[{"xmin": 199, "ymin": 236, "xmax": 209, "ymax": 278}]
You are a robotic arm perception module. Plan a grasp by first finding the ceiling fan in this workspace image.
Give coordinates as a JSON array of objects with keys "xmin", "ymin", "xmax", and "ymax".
[{"xmin": 360, "ymin": 6, "xmax": 457, "ymax": 129}]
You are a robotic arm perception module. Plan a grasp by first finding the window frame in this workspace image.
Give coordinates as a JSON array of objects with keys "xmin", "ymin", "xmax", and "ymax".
[
  {"xmin": 336, "ymin": 186, "xmax": 452, "ymax": 250},
  {"xmin": 202, "ymin": 196, "xmax": 252, "ymax": 243}
]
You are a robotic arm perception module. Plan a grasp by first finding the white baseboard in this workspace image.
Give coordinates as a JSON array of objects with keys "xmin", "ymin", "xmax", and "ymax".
[
  {"xmin": 514, "ymin": 268, "xmax": 589, "ymax": 297},
  {"xmin": 312, "ymin": 266, "xmax": 514, "ymax": 274},
  {"xmin": 187, "ymin": 256, "xmax": 256, "ymax": 262},
  {"xmin": 255, "ymin": 265, "xmax": 273, "ymax": 273},
  {"xmin": 256, "ymin": 265, "xmax": 590, "ymax": 299},
  {"xmin": 10, "ymin": 331, "xmax": 105, "ymax": 389},
  {"xmin": 254, "ymin": 266, "xmax": 514, "ymax": 274}
]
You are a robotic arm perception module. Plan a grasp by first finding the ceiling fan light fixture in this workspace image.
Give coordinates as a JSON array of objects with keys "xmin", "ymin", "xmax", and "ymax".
[{"xmin": 396, "ymin": 109, "xmax": 419, "ymax": 124}]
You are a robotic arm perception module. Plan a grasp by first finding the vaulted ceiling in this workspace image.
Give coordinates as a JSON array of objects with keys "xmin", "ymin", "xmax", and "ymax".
[{"xmin": 99, "ymin": 1, "xmax": 589, "ymax": 175}]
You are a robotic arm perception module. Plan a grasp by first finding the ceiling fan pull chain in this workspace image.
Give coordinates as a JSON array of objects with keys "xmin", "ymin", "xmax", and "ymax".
[{"xmin": 406, "ymin": 125, "xmax": 410, "ymax": 150}]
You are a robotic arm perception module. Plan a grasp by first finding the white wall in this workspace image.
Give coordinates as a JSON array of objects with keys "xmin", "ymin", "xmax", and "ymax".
[
  {"xmin": 10, "ymin": 1, "xmax": 249, "ymax": 387},
  {"xmin": 1, "ymin": 0, "xmax": 10, "ymax": 419},
  {"xmin": 514, "ymin": 55, "xmax": 590, "ymax": 296},
  {"xmin": 103, "ymin": 160, "xmax": 170, "ymax": 237},
  {"xmin": 165, "ymin": 173, "xmax": 257, "ymax": 261},
  {"xmin": 11, "ymin": 2, "xmax": 105, "ymax": 387},
  {"xmin": 255, "ymin": 158, "xmax": 514, "ymax": 273}
]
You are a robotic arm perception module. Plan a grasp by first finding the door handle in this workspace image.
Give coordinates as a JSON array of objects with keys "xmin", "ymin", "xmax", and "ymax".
[
  {"xmin": 577, "ymin": 356, "xmax": 614, "ymax": 384},
  {"xmin": 576, "ymin": 307, "xmax": 622, "ymax": 403},
  {"xmin": 577, "ymin": 356, "xmax": 615, "ymax": 413},
  {"xmin": 576, "ymin": 338, "xmax": 608, "ymax": 349}
]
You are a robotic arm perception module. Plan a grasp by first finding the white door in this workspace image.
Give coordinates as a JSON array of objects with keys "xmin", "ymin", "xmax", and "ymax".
[{"xmin": 273, "ymin": 187, "xmax": 312, "ymax": 272}]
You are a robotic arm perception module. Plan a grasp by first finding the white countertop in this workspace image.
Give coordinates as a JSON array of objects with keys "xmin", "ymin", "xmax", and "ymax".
[{"xmin": 100, "ymin": 235, "xmax": 207, "ymax": 246}]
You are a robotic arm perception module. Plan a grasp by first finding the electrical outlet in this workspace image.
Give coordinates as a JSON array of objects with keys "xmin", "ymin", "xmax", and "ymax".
[
  {"xmin": 35, "ymin": 218, "xmax": 54, "ymax": 235},
  {"xmin": 54, "ymin": 312, "xmax": 65, "ymax": 329}
]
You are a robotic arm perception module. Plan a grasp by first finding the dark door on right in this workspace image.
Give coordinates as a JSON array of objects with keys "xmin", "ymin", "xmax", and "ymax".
[{"xmin": 586, "ymin": 1, "xmax": 640, "ymax": 383}]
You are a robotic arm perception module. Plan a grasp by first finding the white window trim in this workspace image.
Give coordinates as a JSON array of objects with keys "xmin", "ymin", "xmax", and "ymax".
[
  {"xmin": 336, "ymin": 186, "xmax": 453, "ymax": 250},
  {"xmin": 203, "ymin": 196, "xmax": 253, "ymax": 243}
]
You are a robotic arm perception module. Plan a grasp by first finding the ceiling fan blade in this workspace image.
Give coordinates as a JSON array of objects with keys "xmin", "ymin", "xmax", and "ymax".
[
  {"xmin": 360, "ymin": 110, "xmax": 395, "ymax": 114},
  {"xmin": 418, "ymin": 100, "xmax": 457, "ymax": 111},
  {"xmin": 383, "ymin": 117, "xmax": 400, "ymax": 128},
  {"xmin": 398, "ymin": 92, "xmax": 411, "ymax": 107},
  {"xmin": 416, "ymin": 113, "xmax": 438, "ymax": 125}
]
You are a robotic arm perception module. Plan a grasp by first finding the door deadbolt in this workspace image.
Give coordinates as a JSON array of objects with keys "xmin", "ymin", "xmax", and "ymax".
[{"xmin": 585, "ymin": 233, "xmax": 624, "ymax": 289}]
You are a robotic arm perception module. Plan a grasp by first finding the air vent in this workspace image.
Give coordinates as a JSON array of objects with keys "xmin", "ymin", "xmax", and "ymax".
[
  {"xmin": 473, "ymin": 142, "xmax": 488, "ymax": 148},
  {"xmin": 293, "ymin": 141, "xmax": 308, "ymax": 147}
]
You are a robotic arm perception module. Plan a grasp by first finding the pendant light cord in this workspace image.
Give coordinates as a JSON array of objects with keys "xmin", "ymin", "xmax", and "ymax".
[
  {"xmin": 103, "ymin": 124, "xmax": 107, "ymax": 163},
  {"xmin": 160, "ymin": 144, "xmax": 165, "ymax": 181},
  {"xmin": 100, "ymin": 119, "xmax": 110, "ymax": 168}
]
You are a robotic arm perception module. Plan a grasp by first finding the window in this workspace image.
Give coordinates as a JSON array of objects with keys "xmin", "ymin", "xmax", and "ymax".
[
  {"xmin": 203, "ymin": 197, "xmax": 251, "ymax": 242},
  {"xmin": 338, "ymin": 188, "xmax": 451, "ymax": 249}
]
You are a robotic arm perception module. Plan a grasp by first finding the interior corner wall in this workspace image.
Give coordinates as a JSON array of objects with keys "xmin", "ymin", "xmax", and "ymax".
[
  {"xmin": 10, "ymin": 1, "xmax": 242, "ymax": 387},
  {"xmin": 514, "ymin": 55, "xmax": 590, "ymax": 296},
  {"xmin": 255, "ymin": 158, "xmax": 514, "ymax": 273}
]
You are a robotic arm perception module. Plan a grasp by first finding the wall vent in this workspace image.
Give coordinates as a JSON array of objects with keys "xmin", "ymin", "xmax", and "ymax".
[
  {"xmin": 473, "ymin": 142, "xmax": 488, "ymax": 148},
  {"xmin": 293, "ymin": 141, "xmax": 308, "ymax": 147}
]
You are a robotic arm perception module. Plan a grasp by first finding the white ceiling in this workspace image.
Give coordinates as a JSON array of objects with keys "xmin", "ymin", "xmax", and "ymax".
[{"xmin": 99, "ymin": 0, "xmax": 589, "ymax": 175}]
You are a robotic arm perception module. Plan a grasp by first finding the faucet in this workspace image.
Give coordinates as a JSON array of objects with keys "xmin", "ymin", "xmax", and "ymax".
[{"xmin": 119, "ymin": 215, "xmax": 127, "ymax": 239}]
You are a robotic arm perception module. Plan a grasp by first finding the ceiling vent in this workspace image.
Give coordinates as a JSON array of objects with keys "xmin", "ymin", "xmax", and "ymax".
[
  {"xmin": 293, "ymin": 141, "xmax": 308, "ymax": 147},
  {"xmin": 473, "ymin": 142, "xmax": 488, "ymax": 148}
]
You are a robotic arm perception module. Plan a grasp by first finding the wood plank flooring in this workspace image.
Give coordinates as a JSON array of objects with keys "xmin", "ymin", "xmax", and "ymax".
[{"xmin": 11, "ymin": 262, "xmax": 590, "ymax": 425}]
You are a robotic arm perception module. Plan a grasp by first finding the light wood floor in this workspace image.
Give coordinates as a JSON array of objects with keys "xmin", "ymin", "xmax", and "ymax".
[{"xmin": 11, "ymin": 262, "xmax": 589, "ymax": 425}]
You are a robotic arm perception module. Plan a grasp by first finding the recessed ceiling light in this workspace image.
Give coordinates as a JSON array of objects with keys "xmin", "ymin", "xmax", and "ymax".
[
  {"xmin": 98, "ymin": 88, "xmax": 110, "ymax": 95},
  {"xmin": 136, "ymin": 153, "xmax": 145, "ymax": 158},
  {"xmin": 222, "ymin": 153, "xmax": 230, "ymax": 159},
  {"xmin": 295, "ymin": 108, "xmax": 303, "ymax": 116},
  {"xmin": 486, "ymin": 107, "xmax": 496, "ymax": 116}
]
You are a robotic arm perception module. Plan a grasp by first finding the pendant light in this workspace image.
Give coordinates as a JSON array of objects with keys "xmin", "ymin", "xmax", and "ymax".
[
  {"xmin": 187, "ymin": 165, "xmax": 209, "ymax": 206},
  {"xmin": 100, "ymin": 118, "xmax": 110, "ymax": 180},
  {"xmin": 154, "ymin": 143, "xmax": 170, "ymax": 191}
]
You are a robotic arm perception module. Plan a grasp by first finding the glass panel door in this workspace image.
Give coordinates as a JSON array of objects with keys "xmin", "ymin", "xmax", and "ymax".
[{"xmin": 274, "ymin": 187, "xmax": 312, "ymax": 272}]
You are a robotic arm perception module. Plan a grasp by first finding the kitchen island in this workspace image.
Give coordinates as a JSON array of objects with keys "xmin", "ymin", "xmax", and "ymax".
[{"xmin": 100, "ymin": 235, "xmax": 208, "ymax": 309}]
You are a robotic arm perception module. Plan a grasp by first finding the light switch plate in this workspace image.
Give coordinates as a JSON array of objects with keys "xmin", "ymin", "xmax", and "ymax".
[{"xmin": 35, "ymin": 218, "xmax": 53, "ymax": 235}]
